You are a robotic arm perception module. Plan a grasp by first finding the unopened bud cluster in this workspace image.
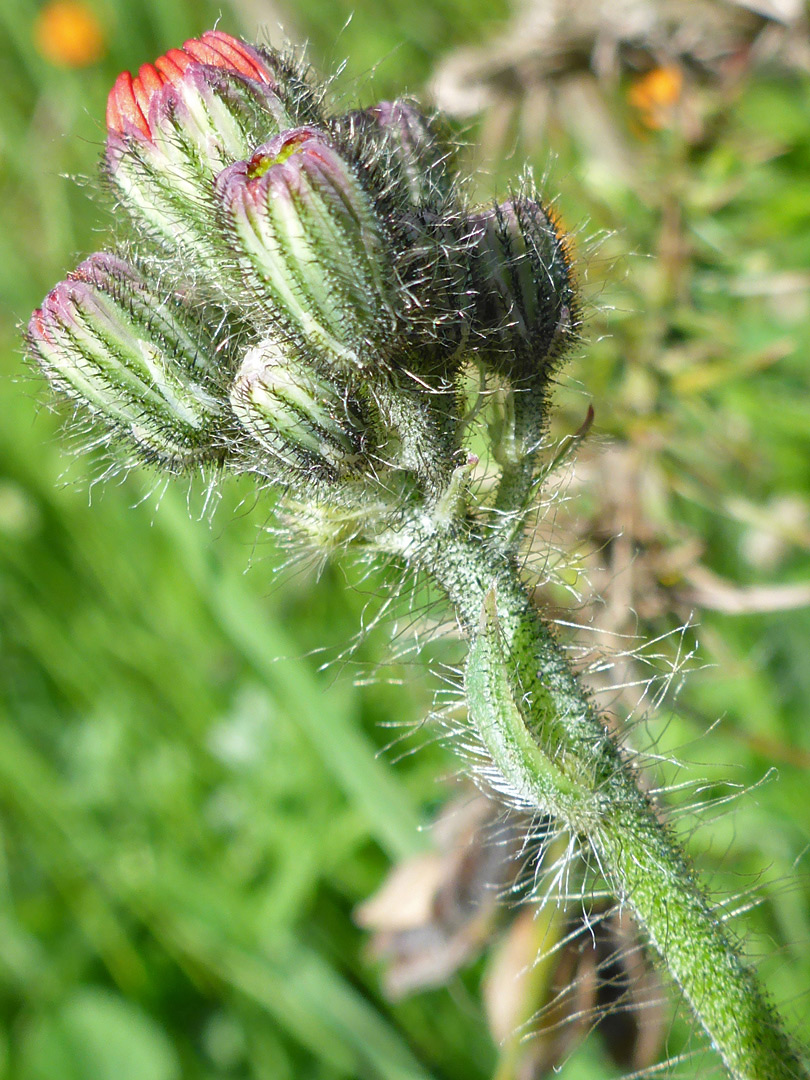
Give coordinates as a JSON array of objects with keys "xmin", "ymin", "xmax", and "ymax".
[
  {"xmin": 28, "ymin": 30, "xmax": 577, "ymax": 541},
  {"xmin": 27, "ymin": 37, "xmax": 810, "ymax": 1080}
]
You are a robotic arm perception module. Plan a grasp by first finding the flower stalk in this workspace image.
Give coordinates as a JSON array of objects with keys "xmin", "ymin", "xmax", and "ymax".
[{"xmin": 407, "ymin": 520, "xmax": 805, "ymax": 1080}]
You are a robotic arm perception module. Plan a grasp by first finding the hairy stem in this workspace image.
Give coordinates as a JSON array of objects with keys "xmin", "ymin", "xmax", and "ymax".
[
  {"xmin": 490, "ymin": 385, "xmax": 546, "ymax": 546},
  {"xmin": 413, "ymin": 521, "xmax": 806, "ymax": 1080}
]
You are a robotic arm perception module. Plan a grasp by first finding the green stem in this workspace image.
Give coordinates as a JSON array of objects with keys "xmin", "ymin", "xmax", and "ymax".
[
  {"xmin": 414, "ymin": 522, "xmax": 806, "ymax": 1080},
  {"xmin": 490, "ymin": 385, "xmax": 545, "ymax": 546}
]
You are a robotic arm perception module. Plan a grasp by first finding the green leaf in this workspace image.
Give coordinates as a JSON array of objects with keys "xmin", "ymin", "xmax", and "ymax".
[{"xmin": 18, "ymin": 987, "xmax": 180, "ymax": 1080}]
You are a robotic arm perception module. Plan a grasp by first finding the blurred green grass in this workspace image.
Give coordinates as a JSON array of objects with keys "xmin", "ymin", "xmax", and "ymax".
[{"xmin": 1, "ymin": 0, "xmax": 809, "ymax": 1077}]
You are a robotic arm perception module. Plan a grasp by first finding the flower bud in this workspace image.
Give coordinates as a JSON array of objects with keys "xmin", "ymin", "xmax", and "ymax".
[
  {"xmin": 468, "ymin": 196, "xmax": 577, "ymax": 385},
  {"xmin": 105, "ymin": 31, "xmax": 276, "ymax": 137},
  {"xmin": 230, "ymin": 342, "xmax": 366, "ymax": 477},
  {"xmin": 330, "ymin": 101, "xmax": 471, "ymax": 373},
  {"xmin": 27, "ymin": 253, "xmax": 226, "ymax": 470},
  {"xmin": 338, "ymin": 99, "xmax": 456, "ymax": 208},
  {"xmin": 216, "ymin": 128, "xmax": 397, "ymax": 371},
  {"xmin": 105, "ymin": 33, "xmax": 294, "ymax": 265}
]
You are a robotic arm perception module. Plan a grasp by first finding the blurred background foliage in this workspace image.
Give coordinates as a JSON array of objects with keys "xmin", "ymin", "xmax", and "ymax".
[{"xmin": 1, "ymin": 0, "xmax": 809, "ymax": 1077}]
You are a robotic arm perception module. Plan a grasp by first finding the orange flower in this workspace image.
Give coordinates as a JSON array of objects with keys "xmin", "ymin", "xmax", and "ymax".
[
  {"xmin": 34, "ymin": 0, "xmax": 106, "ymax": 68},
  {"xmin": 628, "ymin": 65, "xmax": 683, "ymax": 130}
]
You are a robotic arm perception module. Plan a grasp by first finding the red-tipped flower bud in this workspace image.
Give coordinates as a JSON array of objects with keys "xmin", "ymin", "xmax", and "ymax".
[
  {"xmin": 104, "ymin": 34, "xmax": 295, "ymax": 268},
  {"xmin": 105, "ymin": 31, "xmax": 275, "ymax": 138},
  {"xmin": 27, "ymin": 254, "xmax": 227, "ymax": 470},
  {"xmin": 216, "ymin": 128, "xmax": 396, "ymax": 371}
]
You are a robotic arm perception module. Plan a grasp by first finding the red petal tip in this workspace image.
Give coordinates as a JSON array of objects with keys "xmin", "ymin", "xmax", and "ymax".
[
  {"xmin": 154, "ymin": 49, "xmax": 193, "ymax": 86},
  {"xmin": 105, "ymin": 31, "xmax": 271, "ymax": 136},
  {"xmin": 28, "ymin": 308, "xmax": 47, "ymax": 340},
  {"xmin": 198, "ymin": 30, "xmax": 270, "ymax": 82},
  {"xmin": 132, "ymin": 63, "xmax": 165, "ymax": 123},
  {"xmin": 106, "ymin": 70, "xmax": 150, "ymax": 137},
  {"xmin": 181, "ymin": 37, "xmax": 226, "ymax": 66}
]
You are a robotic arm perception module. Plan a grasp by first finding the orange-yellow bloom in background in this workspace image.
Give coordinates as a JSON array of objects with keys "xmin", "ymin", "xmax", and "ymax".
[
  {"xmin": 34, "ymin": 0, "xmax": 106, "ymax": 68},
  {"xmin": 628, "ymin": 65, "xmax": 683, "ymax": 129}
]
